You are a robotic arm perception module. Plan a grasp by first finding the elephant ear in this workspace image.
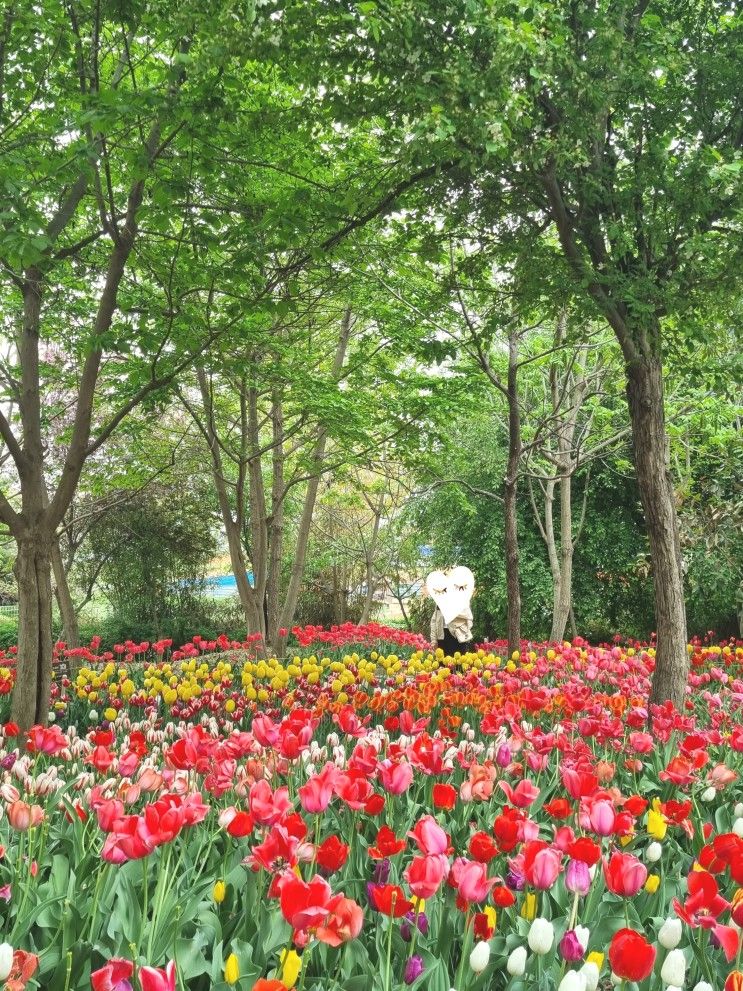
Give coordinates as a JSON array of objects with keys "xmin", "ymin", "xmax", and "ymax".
[
  {"xmin": 449, "ymin": 566, "xmax": 474, "ymax": 596},
  {"xmin": 426, "ymin": 571, "xmax": 449, "ymax": 612}
]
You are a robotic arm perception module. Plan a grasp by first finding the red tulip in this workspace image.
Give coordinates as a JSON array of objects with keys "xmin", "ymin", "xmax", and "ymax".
[
  {"xmin": 432, "ymin": 783, "xmax": 457, "ymax": 810},
  {"xmin": 279, "ymin": 873, "xmax": 333, "ymax": 931},
  {"xmin": 139, "ymin": 960, "xmax": 176, "ymax": 991},
  {"xmin": 91, "ymin": 958, "xmax": 134, "ymax": 991},
  {"xmin": 608, "ymin": 928, "xmax": 656, "ymax": 981},
  {"xmin": 370, "ymin": 884, "xmax": 414, "ymax": 917},
  {"xmin": 315, "ymin": 895, "xmax": 363, "ymax": 946},
  {"xmin": 603, "ymin": 851, "xmax": 647, "ymax": 897},
  {"xmin": 368, "ymin": 826, "xmax": 406, "ymax": 859},
  {"xmin": 316, "ymin": 836, "xmax": 349, "ymax": 874}
]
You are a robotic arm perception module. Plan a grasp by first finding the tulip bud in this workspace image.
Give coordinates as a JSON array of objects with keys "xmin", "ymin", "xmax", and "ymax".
[
  {"xmin": 469, "ymin": 941, "xmax": 491, "ymax": 975},
  {"xmin": 700, "ymin": 786, "xmax": 716, "ymax": 802},
  {"xmin": 692, "ymin": 983, "xmax": 714, "ymax": 991},
  {"xmin": 404, "ymin": 955, "xmax": 424, "ymax": 984},
  {"xmin": 658, "ymin": 918, "xmax": 682, "ymax": 950},
  {"xmin": 733, "ymin": 818, "xmax": 743, "ymax": 838},
  {"xmin": 528, "ymin": 918, "xmax": 555, "ymax": 955},
  {"xmin": 575, "ymin": 925, "xmax": 590, "ymax": 953},
  {"xmin": 506, "ymin": 946, "xmax": 527, "ymax": 976},
  {"xmin": 560, "ymin": 930, "xmax": 585, "ymax": 963},
  {"xmin": 224, "ymin": 953, "xmax": 239, "ymax": 985},
  {"xmin": 580, "ymin": 961, "xmax": 600, "ymax": 991},
  {"xmin": 660, "ymin": 948, "xmax": 686, "ymax": 987},
  {"xmin": 558, "ymin": 972, "xmax": 585, "ymax": 991},
  {"xmin": 735, "ymin": 803, "xmax": 743, "ymax": 819},
  {"xmin": 646, "ymin": 841, "xmax": 663, "ymax": 862},
  {"xmin": 0, "ymin": 944, "xmax": 13, "ymax": 982},
  {"xmin": 565, "ymin": 859, "xmax": 591, "ymax": 895},
  {"xmin": 213, "ymin": 880, "xmax": 226, "ymax": 904}
]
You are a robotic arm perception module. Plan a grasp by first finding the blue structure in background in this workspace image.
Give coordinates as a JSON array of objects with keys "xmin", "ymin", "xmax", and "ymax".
[{"xmin": 205, "ymin": 572, "xmax": 254, "ymax": 599}]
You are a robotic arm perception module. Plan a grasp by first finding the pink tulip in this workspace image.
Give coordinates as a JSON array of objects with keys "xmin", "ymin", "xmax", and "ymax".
[
  {"xmin": 299, "ymin": 763, "xmax": 338, "ymax": 813},
  {"xmin": 408, "ymin": 816, "xmax": 448, "ymax": 856},
  {"xmin": 7, "ymin": 801, "xmax": 44, "ymax": 832},
  {"xmin": 378, "ymin": 761, "xmax": 414, "ymax": 795},
  {"xmin": 248, "ymin": 780, "xmax": 292, "ymax": 826},
  {"xmin": 589, "ymin": 799, "xmax": 616, "ymax": 836},
  {"xmin": 498, "ymin": 779, "xmax": 540, "ymax": 808},
  {"xmin": 404, "ymin": 854, "xmax": 449, "ymax": 898},
  {"xmin": 139, "ymin": 960, "xmax": 176, "ymax": 991},
  {"xmin": 523, "ymin": 844, "xmax": 562, "ymax": 890},
  {"xmin": 455, "ymin": 859, "xmax": 496, "ymax": 903}
]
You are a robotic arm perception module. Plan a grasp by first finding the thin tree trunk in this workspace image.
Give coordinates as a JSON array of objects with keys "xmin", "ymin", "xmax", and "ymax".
[
  {"xmin": 504, "ymin": 328, "xmax": 522, "ymax": 658},
  {"xmin": 266, "ymin": 390, "xmax": 285, "ymax": 649},
  {"xmin": 551, "ymin": 470, "xmax": 574, "ymax": 643},
  {"xmin": 359, "ymin": 510, "xmax": 382, "ymax": 625},
  {"xmin": 626, "ymin": 355, "xmax": 688, "ymax": 707},
  {"xmin": 276, "ymin": 308, "xmax": 354, "ymax": 646},
  {"xmin": 51, "ymin": 539, "xmax": 80, "ymax": 648},
  {"xmin": 11, "ymin": 537, "xmax": 54, "ymax": 728}
]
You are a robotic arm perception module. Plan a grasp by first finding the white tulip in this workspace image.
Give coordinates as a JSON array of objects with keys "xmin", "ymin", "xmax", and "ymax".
[
  {"xmin": 658, "ymin": 917, "xmax": 683, "ymax": 949},
  {"xmin": 469, "ymin": 941, "xmax": 491, "ymax": 974},
  {"xmin": 558, "ymin": 971, "xmax": 586, "ymax": 991},
  {"xmin": 88, "ymin": 710, "xmax": 99, "ymax": 721},
  {"xmin": 610, "ymin": 973, "xmax": 623, "ymax": 986},
  {"xmin": 660, "ymin": 948, "xmax": 686, "ymax": 987},
  {"xmin": 692, "ymin": 982, "xmax": 714, "ymax": 991},
  {"xmin": 700, "ymin": 786, "xmax": 716, "ymax": 802},
  {"xmin": 0, "ymin": 944, "xmax": 13, "ymax": 982},
  {"xmin": 506, "ymin": 946, "xmax": 527, "ymax": 977},
  {"xmin": 646, "ymin": 841, "xmax": 663, "ymax": 862},
  {"xmin": 734, "ymin": 802, "xmax": 743, "ymax": 818},
  {"xmin": 528, "ymin": 918, "xmax": 554, "ymax": 955},
  {"xmin": 574, "ymin": 925, "xmax": 590, "ymax": 952},
  {"xmin": 580, "ymin": 962, "xmax": 600, "ymax": 991},
  {"xmin": 733, "ymin": 817, "xmax": 743, "ymax": 838}
]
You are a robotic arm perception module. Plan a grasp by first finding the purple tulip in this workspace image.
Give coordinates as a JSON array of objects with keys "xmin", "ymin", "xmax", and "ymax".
[
  {"xmin": 565, "ymin": 858, "xmax": 591, "ymax": 895},
  {"xmin": 0, "ymin": 753, "xmax": 16, "ymax": 770},
  {"xmin": 400, "ymin": 919, "xmax": 412, "ymax": 942},
  {"xmin": 404, "ymin": 955, "xmax": 424, "ymax": 984},
  {"xmin": 496, "ymin": 743, "xmax": 512, "ymax": 767},
  {"xmin": 506, "ymin": 868, "xmax": 525, "ymax": 891},
  {"xmin": 373, "ymin": 858, "xmax": 391, "ymax": 884},
  {"xmin": 560, "ymin": 930, "xmax": 585, "ymax": 963}
]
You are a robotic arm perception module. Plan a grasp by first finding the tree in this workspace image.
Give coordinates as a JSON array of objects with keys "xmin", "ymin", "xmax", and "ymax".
[
  {"xmin": 278, "ymin": 0, "xmax": 743, "ymax": 706},
  {"xmin": 0, "ymin": 2, "xmax": 454, "ymax": 727},
  {"xmin": 522, "ymin": 316, "xmax": 629, "ymax": 642}
]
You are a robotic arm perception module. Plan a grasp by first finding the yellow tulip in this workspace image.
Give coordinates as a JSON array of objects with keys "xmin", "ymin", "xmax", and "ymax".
[
  {"xmin": 587, "ymin": 951, "xmax": 604, "ymax": 970},
  {"xmin": 483, "ymin": 905, "xmax": 497, "ymax": 929},
  {"xmin": 224, "ymin": 953, "xmax": 239, "ymax": 985},
  {"xmin": 644, "ymin": 874, "xmax": 660, "ymax": 893},
  {"xmin": 213, "ymin": 880, "xmax": 226, "ymax": 903},
  {"xmin": 520, "ymin": 892, "xmax": 537, "ymax": 920},
  {"xmin": 279, "ymin": 948, "xmax": 302, "ymax": 988},
  {"xmin": 647, "ymin": 808, "xmax": 667, "ymax": 841},
  {"xmin": 103, "ymin": 707, "xmax": 117, "ymax": 722}
]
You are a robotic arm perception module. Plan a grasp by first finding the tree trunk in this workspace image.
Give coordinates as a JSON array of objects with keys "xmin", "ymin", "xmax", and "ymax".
[
  {"xmin": 51, "ymin": 539, "xmax": 80, "ymax": 648},
  {"xmin": 503, "ymin": 329, "xmax": 522, "ymax": 658},
  {"xmin": 276, "ymin": 308, "xmax": 354, "ymax": 649},
  {"xmin": 626, "ymin": 355, "xmax": 688, "ymax": 707},
  {"xmin": 11, "ymin": 537, "xmax": 54, "ymax": 729},
  {"xmin": 266, "ymin": 391, "xmax": 285, "ymax": 650},
  {"xmin": 359, "ymin": 510, "xmax": 382, "ymax": 625},
  {"xmin": 551, "ymin": 470, "xmax": 574, "ymax": 643}
]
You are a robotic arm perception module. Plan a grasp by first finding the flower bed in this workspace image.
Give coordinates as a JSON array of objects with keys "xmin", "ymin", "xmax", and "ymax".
[{"xmin": 0, "ymin": 628, "xmax": 742, "ymax": 990}]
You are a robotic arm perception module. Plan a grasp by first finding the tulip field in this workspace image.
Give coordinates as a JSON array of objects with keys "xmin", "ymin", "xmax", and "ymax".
[{"xmin": 0, "ymin": 624, "xmax": 742, "ymax": 991}]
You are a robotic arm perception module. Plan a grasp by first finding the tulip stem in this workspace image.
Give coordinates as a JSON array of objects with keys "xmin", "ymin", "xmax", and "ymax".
[
  {"xmin": 62, "ymin": 951, "xmax": 72, "ymax": 991},
  {"xmin": 385, "ymin": 915, "xmax": 394, "ymax": 991},
  {"xmin": 455, "ymin": 909, "xmax": 472, "ymax": 991}
]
